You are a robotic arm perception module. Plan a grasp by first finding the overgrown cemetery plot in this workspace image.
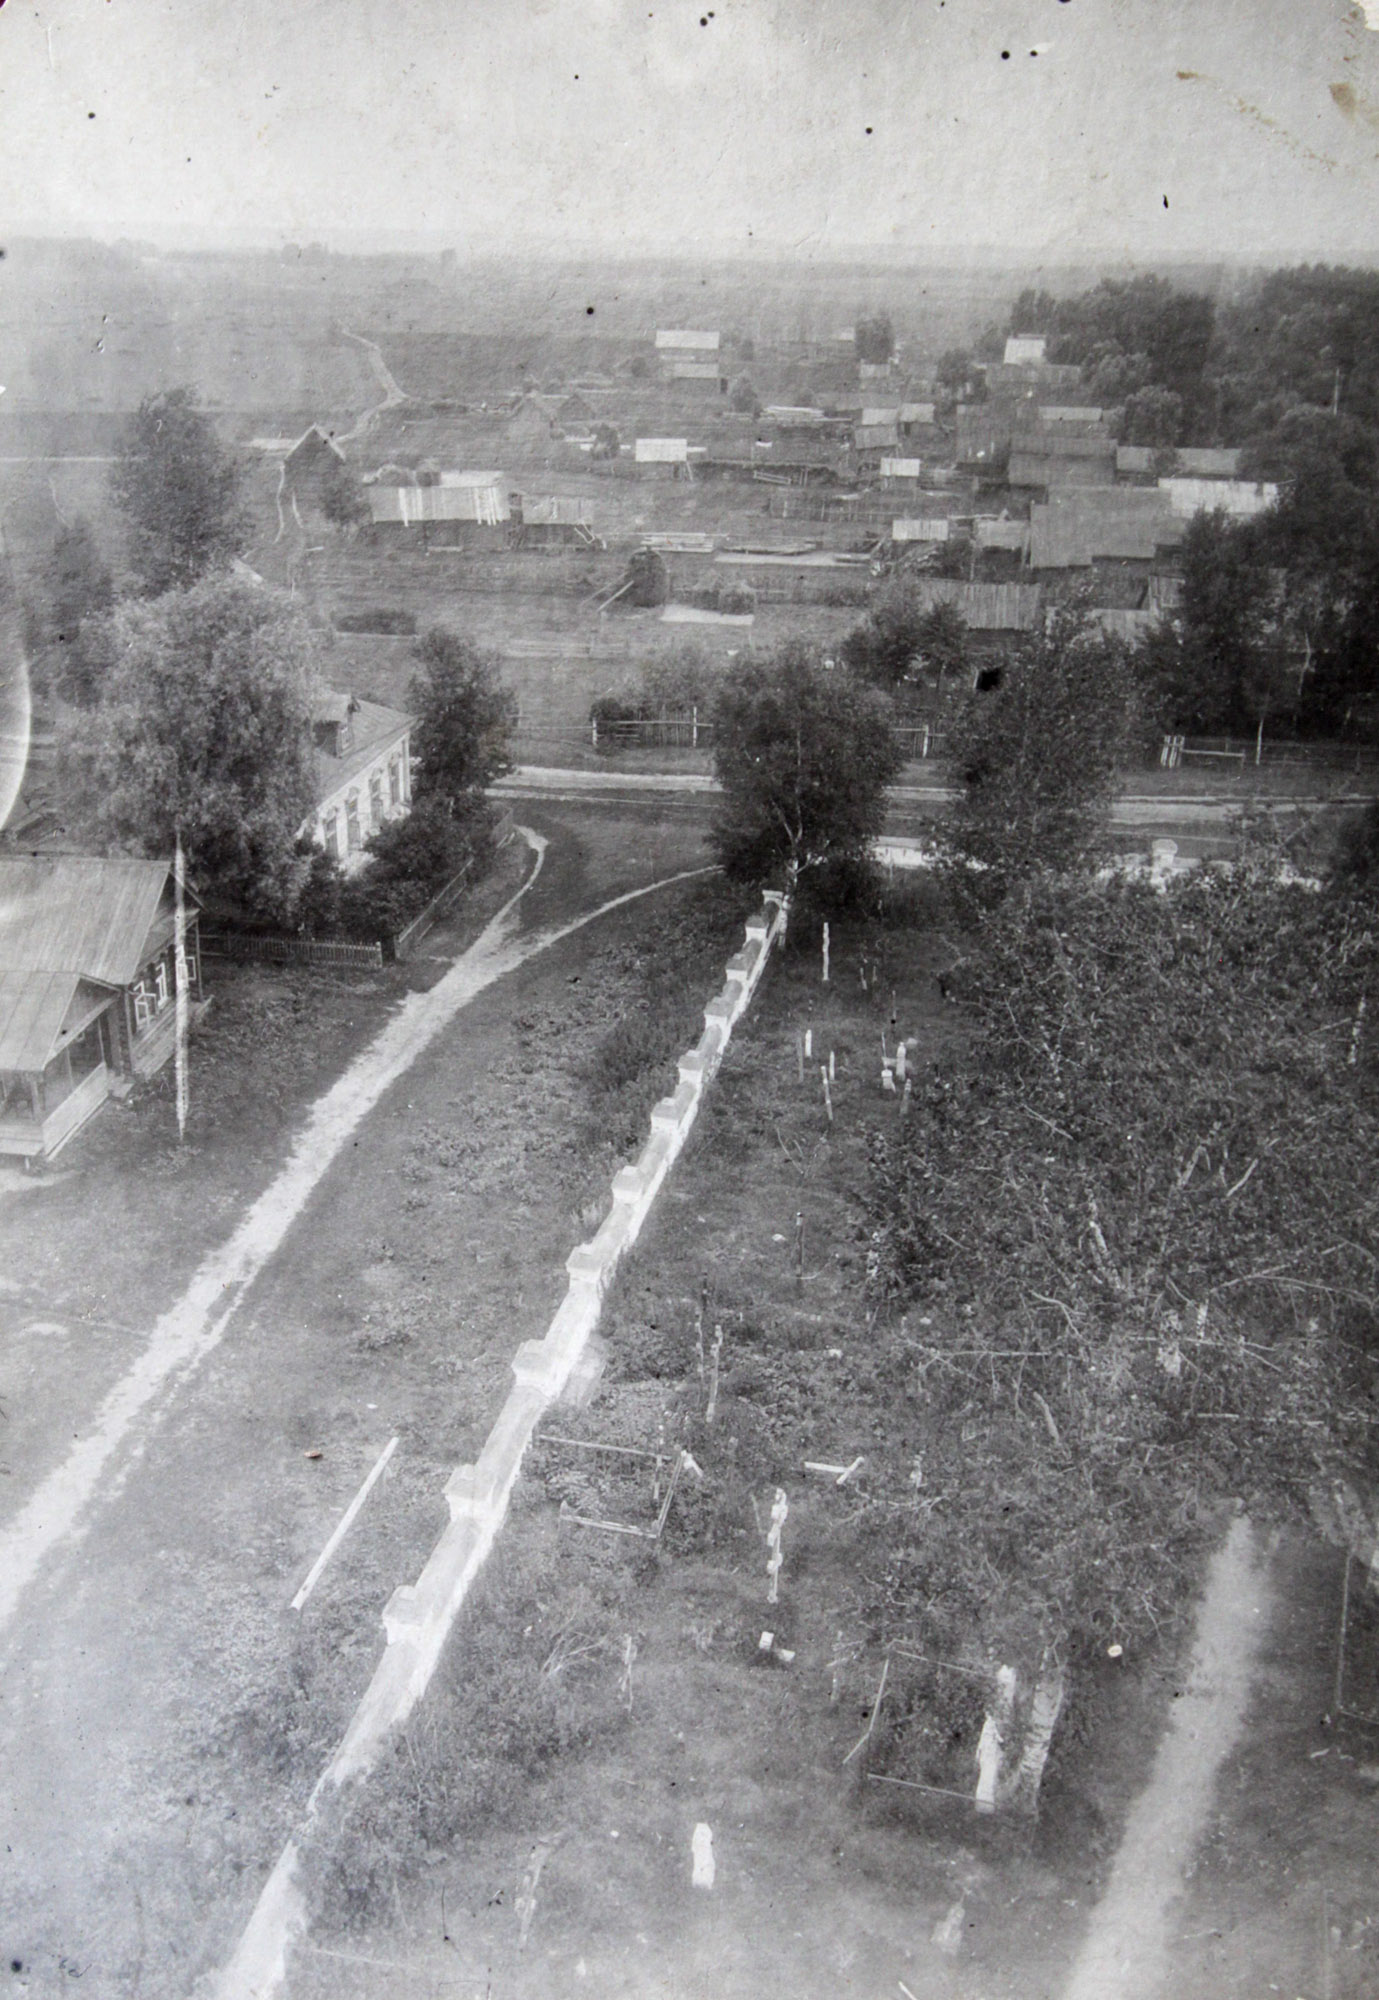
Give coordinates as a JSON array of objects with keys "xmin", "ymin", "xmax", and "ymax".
[{"xmin": 285, "ymin": 853, "xmax": 1379, "ymax": 1992}]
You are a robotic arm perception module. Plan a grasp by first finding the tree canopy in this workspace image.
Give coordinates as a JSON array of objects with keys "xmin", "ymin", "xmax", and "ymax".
[
  {"xmin": 854, "ymin": 313, "xmax": 895, "ymax": 365},
  {"xmin": 58, "ymin": 577, "xmax": 325, "ymax": 921},
  {"xmin": 319, "ymin": 456, "xmax": 370, "ymax": 528},
  {"xmin": 407, "ymin": 627, "xmax": 518, "ymax": 804},
  {"xmin": 1009, "ymin": 275, "xmax": 1215, "ymax": 417},
  {"xmin": 841, "ymin": 583, "xmax": 970, "ymax": 701},
  {"xmin": 948, "ymin": 602, "xmax": 1135, "ymax": 896},
  {"xmin": 110, "ymin": 388, "xmax": 249, "ymax": 594},
  {"xmin": 866, "ymin": 860, "xmax": 1379, "ymax": 1657},
  {"xmin": 40, "ymin": 517, "xmax": 114, "ymax": 703},
  {"xmin": 709, "ymin": 643, "xmax": 902, "ymax": 893},
  {"xmin": 1142, "ymin": 444, "xmax": 1379, "ymax": 741}
]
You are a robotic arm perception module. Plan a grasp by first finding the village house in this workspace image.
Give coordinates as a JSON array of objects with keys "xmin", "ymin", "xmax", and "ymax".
[
  {"xmin": 283, "ymin": 424, "xmax": 348, "ymax": 507},
  {"xmin": 1117, "ymin": 445, "xmax": 1244, "ymax": 482},
  {"xmin": 303, "ymin": 690, "xmax": 414, "ymax": 871},
  {"xmin": 1009, "ymin": 445, "xmax": 1119, "ymax": 491},
  {"xmin": 510, "ymin": 493, "xmax": 599, "ymax": 547},
  {"xmin": 1003, "ymin": 333, "xmax": 1048, "ymax": 367},
  {"xmin": 0, "ymin": 856, "xmax": 205, "ymax": 1162},
  {"xmin": 654, "ymin": 330, "xmax": 726, "ymax": 392},
  {"xmin": 1028, "ymin": 487, "xmax": 1186, "ymax": 572}
]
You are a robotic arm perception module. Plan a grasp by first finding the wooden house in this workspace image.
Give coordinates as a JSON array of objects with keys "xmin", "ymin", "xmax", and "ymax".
[
  {"xmin": 283, "ymin": 425, "xmax": 347, "ymax": 507},
  {"xmin": 302, "ymin": 691, "xmax": 414, "ymax": 872},
  {"xmin": 0, "ymin": 856, "xmax": 204, "ymax": 1161}
]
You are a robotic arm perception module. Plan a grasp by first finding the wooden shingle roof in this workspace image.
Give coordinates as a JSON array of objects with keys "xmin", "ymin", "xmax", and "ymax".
[
  {"xmin": 0, "ymin": 856, "xmax": 177, "ymax": 986},
  {"xmin": 0, "ymin": 970, "xmax": 114, "ymax": 1073}
]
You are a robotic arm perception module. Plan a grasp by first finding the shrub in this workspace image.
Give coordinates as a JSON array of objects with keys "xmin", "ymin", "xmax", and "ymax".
[{"xmin": 334, "ymin": 609, "xmax": 418, "ymax": 635}]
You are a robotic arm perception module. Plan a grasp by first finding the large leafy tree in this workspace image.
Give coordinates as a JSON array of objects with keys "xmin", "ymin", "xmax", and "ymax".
[
  {"xmin": 710, "ymin": 642, "xmax": 902, "ymax": 891},
  {"xmin": 1166, "ymin": 510, "xmax": 1285, "ymax": 737},
  {"xmin": 1243, "ymin": 412, "xmax": 1379, "ymax": 734},
  {"xmin": 408, "ymin": 627, "xmax": 517, "ymax": 804},
  {"xmin": 40, "ymin": 517, "xmax": 114, "ymax": 703},
  {"xmin": 58, "ymin": 577, "xmax": 324, "ymax": 921},
  {"xmin": 866, "ymin": 862, "xmax": 1379, "ymax": 1658},
  {"xmin": 854, "ymin": 313, "xmax": 895, "ymax": 365},
  {"xmin": 948, "ymin": 601, "xmax": 1135, "ymax": 896},
  {"xmin": 1027, "ymin": 275, "xmax": 1215, "ymax": 407},
  {"xmin": 842, "ymin": 584, "xmax": 969, "ymax": 702},
  {"xmin": 110, "ymin": 387, "xmax": 249, "ymax": 594}
]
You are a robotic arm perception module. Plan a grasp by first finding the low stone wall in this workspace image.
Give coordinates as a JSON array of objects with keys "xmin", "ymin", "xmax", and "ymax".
[
  {"xmin": 335, "ymin": 887, "xmax": 788, "ymax": 1768},
  {"xmin": 214, "ymin": 886, "xmax": 788, "ymax": 1999}
]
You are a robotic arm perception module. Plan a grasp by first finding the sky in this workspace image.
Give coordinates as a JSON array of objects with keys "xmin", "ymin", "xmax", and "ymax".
[{"xmin": 2, "ymin": 0, "xmax": 1379, "ymax": 262}]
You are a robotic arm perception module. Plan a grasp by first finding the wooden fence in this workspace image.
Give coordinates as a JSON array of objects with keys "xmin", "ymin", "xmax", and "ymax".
[
  {"xmin": 201, "ymin": 931, "xmax": 384, "ymax": 970},
  {"xmin": 592, "ymin": 715, "xmax": 714, "ymax": 749}
]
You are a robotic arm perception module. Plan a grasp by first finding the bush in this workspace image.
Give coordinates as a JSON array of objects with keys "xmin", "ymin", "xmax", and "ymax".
[
  {"xmin": 589, "ymin": 691, "xmax": 645, "ymax": 746},
  {"xmin": 334, "ymin": 609, "xmax": 418, "ymax": 635},
  {"xmin": 330, "ymin": 794, "xmax": 495, "ymax": 941},
  {"xmin": 623, "ymin": 547, "xmax": 669, "ymax": 608}
]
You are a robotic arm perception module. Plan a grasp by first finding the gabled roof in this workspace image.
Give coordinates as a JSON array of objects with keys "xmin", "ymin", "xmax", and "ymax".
[
  {"xmin": 1175, "ymin": 448, "xmax": 1241, "ymax": 477},
  {"xmin": 311, "ymin": 697, "xmax": 413, "ymax": 806},
  {"xmin": 907, "ymin": 578, "xmax": 1043, "ymax": 631},
  {"xmin": 0, "ymin": 856, "xmax": 183, "ymax": 987},
  {"xmin": 286, "ymin": 424, "xmax": 346, "ymax": 468},
  {"xmin": 1158, "ymin": 477, "xmax": 1277, "ymax": 518},
  {"xmin": 0, "ymin": 970, "xmax": 115, "ymax": 1074},
  {"xmin": 1030, "ymin": 489, "xmax": 1183, "ymax": 567}
]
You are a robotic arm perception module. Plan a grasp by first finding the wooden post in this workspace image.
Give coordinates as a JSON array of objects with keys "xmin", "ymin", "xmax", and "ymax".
[
  {"xmin": 766, "ymin": 1488, "xmax": 788, "ymax": 1604},
  {"xmin": 822, "ymin": 922, "xmax": 830, "ymax": 984},
  {"xmin": 705, "ymin": 1323, "xmax": 724, "ymax": 1423},
  {"xmin": 820, "ymin": 1067, "xmax": 833, "ymax": 1122},
  {"xmin": 174, "ymin": 834, "xmax": 190, "ymax": 1143}
]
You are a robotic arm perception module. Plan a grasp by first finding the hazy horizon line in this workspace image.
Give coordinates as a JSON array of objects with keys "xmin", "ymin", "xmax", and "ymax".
[{"xmin": 4, "ymin": 225, "xmax": 1376, "ymax": 276}]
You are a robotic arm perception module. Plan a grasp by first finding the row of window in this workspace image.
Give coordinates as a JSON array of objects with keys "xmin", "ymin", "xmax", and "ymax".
[
  {"xmin": 131, "ymin": 946, "xmax": 198, "ymax": 1029},
  {"xmin": 320, "ymin": 752, "xmax": 410, "ymax": 862}
]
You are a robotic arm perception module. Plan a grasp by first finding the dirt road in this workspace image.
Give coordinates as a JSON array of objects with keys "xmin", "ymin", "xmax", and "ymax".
[
  {"xmin": 0, "ymin": 806, "xmax": 721, "ymax": 1996},
  {"xmin": 1062, "ymin": 1517, "xmax": 1271, "ymax": 2000},
  {"xmin": 335, "ymin": 332, "xmax": 409, "ymax": 443}
]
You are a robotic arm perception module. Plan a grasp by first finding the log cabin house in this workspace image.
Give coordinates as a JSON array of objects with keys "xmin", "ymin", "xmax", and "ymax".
[{"xmin": 0, "ymin": 856, "xmax": 204, "ymax": 1161}]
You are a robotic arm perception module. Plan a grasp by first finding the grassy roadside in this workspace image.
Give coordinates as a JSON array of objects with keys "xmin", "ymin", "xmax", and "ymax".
[
  {"xmin": 179, "ymin": 877, "xmax": 758, "ymax": 1928},
  {"xmin": 0, "ymin": 840, "xmax": 531, "ymax": 1318}
]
